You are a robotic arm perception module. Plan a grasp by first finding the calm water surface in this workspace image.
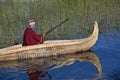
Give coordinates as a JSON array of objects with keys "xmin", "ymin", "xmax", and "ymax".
[
  {"xmin": 0, "ymin": 31, "xmax": 120, "ymax": 80},
  {"xmin": 0, "ymin": 0, "xmax": 120, "ymax": 80}
]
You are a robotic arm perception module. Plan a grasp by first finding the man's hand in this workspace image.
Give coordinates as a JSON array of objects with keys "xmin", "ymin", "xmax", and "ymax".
[{"xmin": 43, "ymin": 33, "xmax": 46, "ymax": 37}]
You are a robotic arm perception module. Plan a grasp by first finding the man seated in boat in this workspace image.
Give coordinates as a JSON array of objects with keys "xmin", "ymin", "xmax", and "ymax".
[{"xmin": 22, "ymin": 20, "xmax": 44, "ymax": 46}]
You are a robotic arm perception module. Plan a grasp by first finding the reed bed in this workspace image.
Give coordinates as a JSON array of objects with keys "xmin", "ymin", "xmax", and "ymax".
[{"xmin": 0, "ymin": 0, "xmax": 120, "ymax": 47}]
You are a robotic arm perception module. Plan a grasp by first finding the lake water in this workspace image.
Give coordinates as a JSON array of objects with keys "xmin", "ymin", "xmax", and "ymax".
[
  {"xmin": 0, "ymin": 30, "xmax": 120, "ymax": 80},
  {"xmin": 0, "ymin": 0, "xmax": 120, "ymax": 80}
]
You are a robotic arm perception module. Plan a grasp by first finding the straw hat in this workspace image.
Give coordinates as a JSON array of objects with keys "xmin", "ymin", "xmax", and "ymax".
[{"xmin": 28, "ymin": 19, "xmax": 35, "ymax": 23}]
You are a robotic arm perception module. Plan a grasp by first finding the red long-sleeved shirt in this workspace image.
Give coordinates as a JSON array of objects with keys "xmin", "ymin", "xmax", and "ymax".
[{"xmin": 22, "ymin": 28, "xmax": 44, "ymax": 46}]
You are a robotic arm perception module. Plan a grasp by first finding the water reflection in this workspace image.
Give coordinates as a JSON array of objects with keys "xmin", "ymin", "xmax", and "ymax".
[
  {"xmin": 0, "ymin": 51, "xmax": 102, "ymax": 80},
  {"xmin": 27, "ymin": 67, "xmax": 49, "ymax": 80}
]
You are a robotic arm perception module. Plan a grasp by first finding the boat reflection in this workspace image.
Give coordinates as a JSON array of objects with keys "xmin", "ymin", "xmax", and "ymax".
[{"xmin": 0, "ymin": 51, "xmax": 102, "ymax": 80}]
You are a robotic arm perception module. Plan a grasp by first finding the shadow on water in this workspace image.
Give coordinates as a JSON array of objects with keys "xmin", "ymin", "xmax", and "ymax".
[{"xmin": 0, "ymin": 51, "xmax": 102, "ymax": 80}]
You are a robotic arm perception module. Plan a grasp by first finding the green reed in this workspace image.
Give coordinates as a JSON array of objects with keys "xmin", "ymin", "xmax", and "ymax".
[{"xmin": 0, "ymin": 0, "xmax": 120, "ymax": 47}]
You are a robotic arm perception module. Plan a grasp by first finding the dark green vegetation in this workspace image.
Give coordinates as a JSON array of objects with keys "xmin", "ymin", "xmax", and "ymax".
[{"xmin": 0, "ymin": 0, "xmax": 120, "ymax": 47}]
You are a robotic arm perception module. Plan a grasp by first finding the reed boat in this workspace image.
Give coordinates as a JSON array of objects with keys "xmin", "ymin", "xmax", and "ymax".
[{"xmin": 0, "ymin": 21, "xmax": 99, "ymax": 61}]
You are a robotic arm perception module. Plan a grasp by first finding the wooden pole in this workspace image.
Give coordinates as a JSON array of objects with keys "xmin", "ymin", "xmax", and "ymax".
[{"xmin": 44, "ymin": 18, "xmax": 69, "ymax": 37}]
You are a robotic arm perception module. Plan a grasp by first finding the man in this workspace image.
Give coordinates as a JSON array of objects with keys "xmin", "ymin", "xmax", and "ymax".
[{"xmin": 22, "ymin": 20, "xmax": 44, "ymax": 46}]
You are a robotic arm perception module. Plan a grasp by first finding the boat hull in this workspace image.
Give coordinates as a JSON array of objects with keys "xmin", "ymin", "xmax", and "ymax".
[{"xmin": 0, "ymin": 21, "xmax": 99, "ymax": 61}]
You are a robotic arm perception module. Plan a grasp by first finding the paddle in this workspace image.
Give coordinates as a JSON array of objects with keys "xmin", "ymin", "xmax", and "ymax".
[{"xmin": 44, "ymin": 18, "xmax": 69, "ymax": 37}]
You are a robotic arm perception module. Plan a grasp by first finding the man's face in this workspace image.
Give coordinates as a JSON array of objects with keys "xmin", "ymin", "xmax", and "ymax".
[{"xmin": 29, "ymin": 21, "xmax": 35, "ymax": 26}]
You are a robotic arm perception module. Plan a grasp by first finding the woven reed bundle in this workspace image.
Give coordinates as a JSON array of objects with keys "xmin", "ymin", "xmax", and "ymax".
[
  {"xmin": 0, "ymin": 39, "xmax": 91, "ymax": 55},
  {"xmin": 0, "ymin": 44, "xmax": 22, "ymax": 52}
]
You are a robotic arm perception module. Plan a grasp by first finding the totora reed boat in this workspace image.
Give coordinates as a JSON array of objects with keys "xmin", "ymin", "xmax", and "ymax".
[{"xmin": 0, "ymin": 21, "xmax": 99, "ymax": 61}]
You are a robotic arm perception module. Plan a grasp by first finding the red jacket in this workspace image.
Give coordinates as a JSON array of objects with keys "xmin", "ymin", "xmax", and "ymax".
[{"xmin": 22, "ymin": 28, "xmax": 44, "ymax": 46}]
